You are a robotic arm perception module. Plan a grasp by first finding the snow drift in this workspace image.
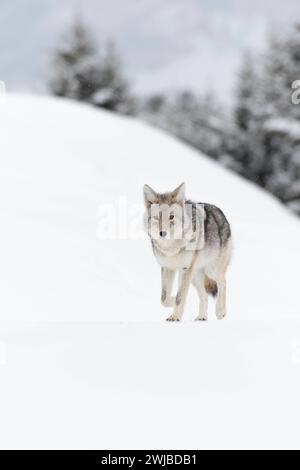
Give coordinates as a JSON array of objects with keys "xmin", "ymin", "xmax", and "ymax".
[
  {"xmin": 0, "ymin": 94, "xmax": 300, "ymax": 449},
  {"xmin": 1, "ymin": 94, "xmax": 299, "ymax": 323}
]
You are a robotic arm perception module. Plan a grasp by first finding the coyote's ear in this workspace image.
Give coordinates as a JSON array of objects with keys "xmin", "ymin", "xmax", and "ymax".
[
  {"xmin": 143, "ymin": 184, "xmax": 158, "ymax": 207},
  {"xmin": 172, "ymin": 182, "xmax": 185, "ymax": 202}
]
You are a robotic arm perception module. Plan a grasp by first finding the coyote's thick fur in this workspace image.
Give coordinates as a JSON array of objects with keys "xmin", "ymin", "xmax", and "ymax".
[{"xmin": 144, "ymin": 183, "xmax": 232, "ymax": 321}]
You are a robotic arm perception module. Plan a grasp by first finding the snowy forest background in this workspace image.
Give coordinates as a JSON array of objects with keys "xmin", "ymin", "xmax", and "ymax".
[{"xmin": 47, "ymin": 19, "xmax": 300, "ymax": 216}]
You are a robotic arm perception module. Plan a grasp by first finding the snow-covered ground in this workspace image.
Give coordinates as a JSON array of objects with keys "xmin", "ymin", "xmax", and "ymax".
[{"xmin": 0, "ymin": 94, "xmax": 300, "ymax": 449}]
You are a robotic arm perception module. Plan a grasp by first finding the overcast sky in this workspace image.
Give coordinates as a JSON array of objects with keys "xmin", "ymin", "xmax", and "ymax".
[{"xmin": 0, "ymin": 0, "xmax": 300, "ymax": 100}]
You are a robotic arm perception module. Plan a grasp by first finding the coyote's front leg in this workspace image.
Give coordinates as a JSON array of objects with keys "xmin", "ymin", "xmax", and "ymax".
[
  {"xmin": 166, "ymin": 267, "xmax": 193, "ymax": 321},
  {"xmin": 161, "ymin": 267, "xmax": 176, "ymax": 307}
]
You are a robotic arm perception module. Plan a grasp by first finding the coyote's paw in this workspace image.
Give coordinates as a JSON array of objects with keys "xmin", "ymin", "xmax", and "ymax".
[
  {"xmin": 194, "ymin": 316, "xmax": 207, "ymax": 321},
  {"xmin": 166, "ymin": 314, "xmax": 181, "ymax": 322}
]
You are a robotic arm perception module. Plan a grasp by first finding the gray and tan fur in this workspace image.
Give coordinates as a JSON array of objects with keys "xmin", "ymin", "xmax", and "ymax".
[{"xmin": 143, "ymin": 183, "xmax": 232, "ymax": 321}]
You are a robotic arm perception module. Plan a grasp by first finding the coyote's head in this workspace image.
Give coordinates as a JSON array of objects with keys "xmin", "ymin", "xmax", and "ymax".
[{"xmin": 143, "ymin": 183, "xmax": 196, "ymax": 249}]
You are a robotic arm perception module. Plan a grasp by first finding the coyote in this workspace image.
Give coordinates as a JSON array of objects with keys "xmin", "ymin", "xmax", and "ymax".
[{"xmin": 143, "ymin": 183, "xmax": 232, "ymax": 321}]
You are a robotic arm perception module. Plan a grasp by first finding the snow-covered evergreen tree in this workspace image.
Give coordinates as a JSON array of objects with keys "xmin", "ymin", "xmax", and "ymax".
[
  {"xmin": 231, "ymin": 52, "xmax": 269, "ymax": 186},
  {"xmin": 231, "ymin": 27, "xmax": 300, "ymax": 213},
  {"xmin": 259, "ymin": 25, "xmax": 300, "ymax": 210},
  {"xmin": 140, "ymin": 90, "xmax": 227, "ymax": 160},
  {"xmin": 49, "ymin": 20, "xmax": 134, "ymax": 114},
  {"xmin": 49, "ymin": 19, "xmax": 101, "ymax": 102},
  {"xmin": 92, "ymin": 41, "xmax": 135, "ymax": 114}
]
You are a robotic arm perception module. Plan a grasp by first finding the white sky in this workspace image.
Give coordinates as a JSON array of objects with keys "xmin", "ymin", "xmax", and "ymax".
[{"xmin": 0, "ymin": 0, "xmax": 300, "ymax": 100}]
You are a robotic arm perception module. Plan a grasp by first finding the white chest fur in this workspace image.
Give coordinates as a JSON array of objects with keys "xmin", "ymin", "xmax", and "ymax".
[
  {"xmin": 153, "ymin": 246, "xmax": 194, "ymax": 270},
  {"xmin": 153, "ymin": 242, "xmax": 218, "ymax": 272}
]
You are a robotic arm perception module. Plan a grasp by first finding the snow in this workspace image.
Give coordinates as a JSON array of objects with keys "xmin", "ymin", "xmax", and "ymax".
[{"xmin": 0, "ymin": 94, "xmax": 300, "ymax": 449}]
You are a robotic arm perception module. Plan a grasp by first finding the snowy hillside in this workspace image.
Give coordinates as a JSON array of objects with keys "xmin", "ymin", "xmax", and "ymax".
[{"xmin": 0, "ymin": 94, "xmax": 300, "ymax": 449}]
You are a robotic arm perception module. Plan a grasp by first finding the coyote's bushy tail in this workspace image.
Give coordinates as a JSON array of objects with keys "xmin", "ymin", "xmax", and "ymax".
[{"xmin": 204, "ymin": 276, "xmax": 218, "ymax": 297}]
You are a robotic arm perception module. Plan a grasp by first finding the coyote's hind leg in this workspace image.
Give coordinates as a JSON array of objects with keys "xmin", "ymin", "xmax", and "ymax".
[{"xmin": 216, "ymin": 276, "xmax": 227, "ymax": 320}]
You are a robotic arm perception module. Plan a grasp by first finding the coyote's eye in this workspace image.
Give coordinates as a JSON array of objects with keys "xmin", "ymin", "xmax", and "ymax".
[{"xmin": 169, "ymin": 214, "xmax": 174, "ymax": 221}]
